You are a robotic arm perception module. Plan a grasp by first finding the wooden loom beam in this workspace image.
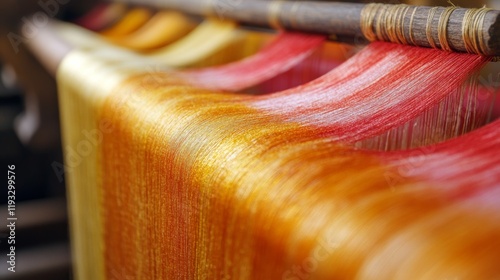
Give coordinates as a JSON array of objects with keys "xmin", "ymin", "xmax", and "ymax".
[{"xmin": 118, "ymin": 0, "xmax": 500, "ymax": 56}]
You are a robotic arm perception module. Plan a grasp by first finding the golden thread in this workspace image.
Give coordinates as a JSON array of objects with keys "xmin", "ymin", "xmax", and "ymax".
[
  {"xmin": 377, "ymin": 4, "xmax": 392, "ymax": 41},
  {"xmin": 361, "ymin": 3, "xmax": 495, "ymax": 55},
  {"xmin": 389, "ymin": 5, "xmax": 411, "ymax": 44},
  {"xmin": 361, "ymin": 4, "xmax": 449, "ymax": 49},
  {"xmin": 375, "ymin": 4, "xmax": 389, "ymax": 41},
  {"xmin": 438, "ymin": 7, "xmax": 458, "ymax": 52},
  {"xmin": 408, "ymin": 6, "xmax": 419, "ymax": 46},
  {"xmin": 426, "ymin": 7, "xmax": 439, "ymax": 49},
  {"xmin": 384, "ymin": 5, "xmax": 398, "ymax": 42},
  {"xmin": 398, "ymin": 5, "xmax": 412, "ymax": 45},
  {"xmin": 361, "ymin": 4, "xmax": 416, "ymax": 45},
  {"xmin": 269, "ymin": 0, "xmax": 285, "ymax": 30},
  {"xmin": 462, "ymin": 7, "xmax": 493, "ymax": 55},
  {"xmin": 360, "ymin": 3, "xmax": 384, "ymax": 42}
]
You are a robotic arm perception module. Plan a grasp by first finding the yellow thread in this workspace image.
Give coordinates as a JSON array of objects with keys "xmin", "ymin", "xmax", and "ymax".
[
  {"xmin": 100, "ymin": 8, "xmax": 153, "ymax": 38},
  {"xmin": 387, "ymin": 5, "xmax": 411, "ymax": 45},
  {"xmin": 269, "ymin": 0, "xmax": 285, "ymax": 30},
  {"xmin": 360, "ymin": 3, "xmax": 383, "ymax": 42},
  {"xmin": 438, "ymin": 7, "xmax": 458, "ymax": 52},
  {"xmin": 398, "ymin": 5, "xmax": 412, "ymax": 45},
  {"xmin": 462, "ymin": 7, "xmax": 492, "ymax": 55},
  {"xmin": 361, "ymin": 3, "xmax": 495, "ymax": 55},
  {"xmin": 362, "ymin": 4, "xmax": 418, "ymax": 45},
  {"xmin": 375, "ymin": 4, "xmax": 389, "ymax": 41},
  {"xmin": 426, "ymin": 7, "xmax": 439, "ymax": 49},
  {"xmin": 408, "ymin": 6, "xmax": 419, "ymax": 46},
  {"xmin": 362, "ymin": 4, "xmax": 452, "ymax": 49},
  {"xmin": 385, "ymin": 5, "xmax": 399, "ymax": 42}
]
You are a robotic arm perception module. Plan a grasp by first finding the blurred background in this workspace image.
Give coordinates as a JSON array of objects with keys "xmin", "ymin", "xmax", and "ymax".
[
  {"xmin": 0, "ymin": 2, "xmax": 98, "ymax": 279},
  {"xmin": 0, "ymin": 0, "xmax": 495, "ymax": 279}
]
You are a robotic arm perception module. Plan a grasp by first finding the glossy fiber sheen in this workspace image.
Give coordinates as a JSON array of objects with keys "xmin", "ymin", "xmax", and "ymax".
[
  {"xmin": 97, "ymin": 74, "xmax": 500, "ymax": 279},
  {"xmin": 57, "ymin": 22, "xmax": 500, "ymax": 280},
  {"xmin": 56, "ymin": 28, "xmax": 328, "ymax": 279},
  {"xmin": 54, "ymin": 20, "xmax": 267, "ymax": 68},
  {"xmin": 106, "ymin": 11, "xmax": 196, "ymax": 51},
  {"xmin": 99, "ymin": 8, "xmax": 153, "ymax": 38}
]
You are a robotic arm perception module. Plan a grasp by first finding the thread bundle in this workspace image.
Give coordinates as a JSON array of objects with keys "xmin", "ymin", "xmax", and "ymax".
[{"xmin": 55, "ymin": 5, "xmax": 500, "ymax": 280}]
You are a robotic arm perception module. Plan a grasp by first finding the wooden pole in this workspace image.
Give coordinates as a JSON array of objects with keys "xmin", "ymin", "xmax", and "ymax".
[
  {"xmin": 121, "ymin": 0, "xmax": 500, "ymax": 56},
  {"xmin": 26, "ymin": 21, "xmax": 73, "ymax": 76}
]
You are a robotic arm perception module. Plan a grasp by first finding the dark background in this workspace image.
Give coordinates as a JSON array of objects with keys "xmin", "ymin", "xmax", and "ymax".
[{"xmin": 0, "ymin": 0, "xmax": 493, "ymax": 279}]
